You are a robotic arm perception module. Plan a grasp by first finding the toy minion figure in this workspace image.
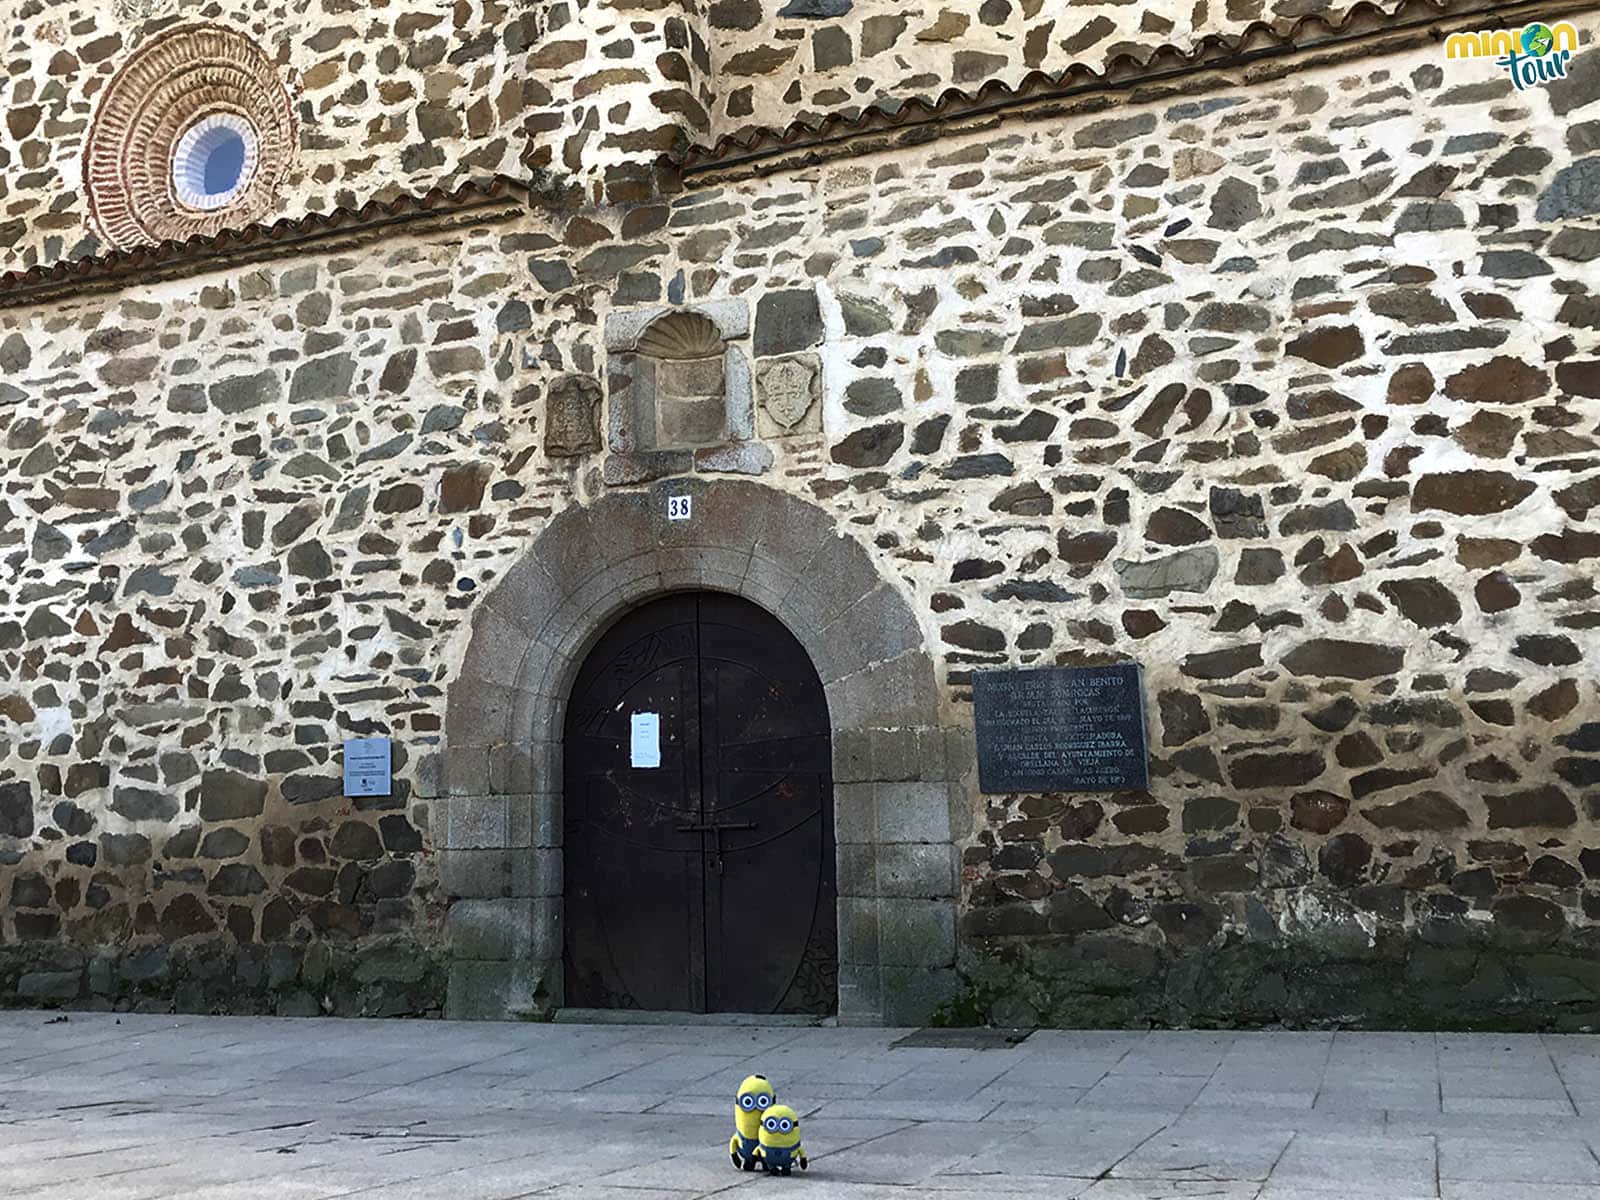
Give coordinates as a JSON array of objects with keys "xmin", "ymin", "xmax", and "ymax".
[
  {"xmin": 752, "ymin": 1104, "xmax": 807, "ymax": 1175},
  {"xmin": 728, "ymin": 1074, "xmax": 775, "ymax": 1170}
]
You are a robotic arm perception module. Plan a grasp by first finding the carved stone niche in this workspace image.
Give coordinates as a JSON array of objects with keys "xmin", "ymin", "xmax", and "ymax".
[{"xmin": 602, "ymin": 301, "xmax": 761, "ymax": 485}]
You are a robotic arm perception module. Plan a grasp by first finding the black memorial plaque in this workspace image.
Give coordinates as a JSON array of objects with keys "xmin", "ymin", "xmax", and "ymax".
[{"xmin": 972, "ymin": 664, "xmax": 1149, "ymax": 794}]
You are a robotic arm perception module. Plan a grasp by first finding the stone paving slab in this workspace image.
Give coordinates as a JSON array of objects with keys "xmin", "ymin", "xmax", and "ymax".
[{"xmin": 7, "ymin": 1012, "xmax": 1600, "ymax": 1197}]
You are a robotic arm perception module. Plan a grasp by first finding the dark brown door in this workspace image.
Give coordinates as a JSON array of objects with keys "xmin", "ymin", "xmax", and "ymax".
[{"xmin": 563, "ymin": 593, "xmax": 837, "ymax": 1015}]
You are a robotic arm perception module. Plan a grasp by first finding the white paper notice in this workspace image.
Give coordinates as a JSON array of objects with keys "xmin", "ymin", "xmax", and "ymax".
[{"xmin": 630, "ymin": 712, "xmax": 661, "ymax": 768}]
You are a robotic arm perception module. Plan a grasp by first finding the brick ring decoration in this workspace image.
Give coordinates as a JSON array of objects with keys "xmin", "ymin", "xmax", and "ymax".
[{"xmin": 84, "ymin": 24, "xmax": 297, "ymax": 250}]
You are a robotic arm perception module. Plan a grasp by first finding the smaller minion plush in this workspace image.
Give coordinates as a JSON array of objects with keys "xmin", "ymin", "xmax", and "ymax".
[
  {"xmin": 752, "ymin": 1104, "xmax": 807, "ymax": 1175},
  {"xmin": 729, "ymin": 1074, "xmax": 775, "ymax": 1170}
]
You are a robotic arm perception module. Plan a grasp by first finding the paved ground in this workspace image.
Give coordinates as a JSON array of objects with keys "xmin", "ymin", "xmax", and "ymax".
[{"xmin": 5, "ymin": 1013, "xmax": 1600, "ymax": 1198}]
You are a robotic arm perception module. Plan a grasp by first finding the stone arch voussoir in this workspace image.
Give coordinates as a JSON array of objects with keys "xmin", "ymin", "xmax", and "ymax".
[{"xmin": 442, "ymin": 479, "xmax": 967, "ymax": 1025}]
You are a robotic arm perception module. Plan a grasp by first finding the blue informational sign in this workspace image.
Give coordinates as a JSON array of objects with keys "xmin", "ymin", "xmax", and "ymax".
[{"xmin": 343, "ymin": 738, "xmax": 392, "ymax": 798}]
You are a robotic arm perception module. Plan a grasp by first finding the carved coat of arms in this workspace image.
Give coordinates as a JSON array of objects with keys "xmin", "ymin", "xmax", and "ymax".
[
  {"xmin": 545, "ymin": 375, "xmax": 602, "ymax": 458},
  {"xmin": 756, "ymin": 356, "xmax": 820, "ymax": 436}
]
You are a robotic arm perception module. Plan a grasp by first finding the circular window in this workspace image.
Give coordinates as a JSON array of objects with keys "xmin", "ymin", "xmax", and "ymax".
[
  {"xmin": 172, "ymin": 114, "xmax": 259, "ymax": 211},
  {"xmin": 85, "ymin": 25, "xmax": 296, "ymax": 249}
]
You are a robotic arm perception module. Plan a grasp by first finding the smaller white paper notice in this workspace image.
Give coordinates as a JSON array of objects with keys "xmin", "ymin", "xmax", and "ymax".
[{"xmin": 630, "ymin": 712, "xmax": 662, "ymax": 768}]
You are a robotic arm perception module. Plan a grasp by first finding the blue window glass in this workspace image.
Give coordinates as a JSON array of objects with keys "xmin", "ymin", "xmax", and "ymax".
[{"xmin": 202, "ymin": 130, "xmax": 247, "ymax": 198}]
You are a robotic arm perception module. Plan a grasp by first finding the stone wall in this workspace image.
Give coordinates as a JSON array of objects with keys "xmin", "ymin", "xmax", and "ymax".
[
  {"xmin": 0, "ymin": 213, "xmax": 572, "ymax": 1012},
  {"xmin": 2, "ymin": 4, "xmax": 1599, "ymax": 1024},
  {"xmin": 0, "ymin": 0, "xmax": 534, "ymax": 269},
  {"xmin": 699, "ymin": 0, "xmax": 1394, "ymax": 140}
]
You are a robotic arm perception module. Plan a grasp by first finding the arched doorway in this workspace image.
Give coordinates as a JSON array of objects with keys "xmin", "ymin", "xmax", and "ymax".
[
  {"xmin": 562, "ymin": 592, "xmax": 837, "ymax": 1015},
  {"xmin": 442, "ymin": 479, "xmax": 961, "ymax": 1026}
]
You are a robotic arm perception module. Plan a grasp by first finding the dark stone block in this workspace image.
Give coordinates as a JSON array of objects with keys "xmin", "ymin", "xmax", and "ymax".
[
  {"xmin": 1235, "ymin": 547, "xmax": 1284, "ymax": 584},
  {"xmin": 1058, "ymin": 801, "xmax": 1103, "ymax": 841},
  {"xmin": 65, "ymin": 841, "xmax": 96, "ymax": 866},
  {"xmin": 1350, "ymin": 766, "xmax": 1434, "ymax": 799},
  {"xmin": 368, "ymin": 860, "xmax": 417, "ymax": 899},
  {"xmin": 1290, "ymin": 790, "xmax": 1349, "ymax": 834},
  {"xmin": 1306, "ymin": 696, "xmax": 1360, "ymax": 732},
  {"xmin": 379, "ymin": 815, "xmax": 423, "ymax": 854},
  {"xmin": 1228, "ymin": 751, "xmax": 1325, "ymax": 789},
  {"xmin": 940, "ymin": 454, "xmax": 1015, "ymax": 480},
  {"xmin": 1113, "ymin": 805, "xmax": 1169, "ymax": 835},
  {"xmin": 1378, "ymin": 578, "xmax": 1462, "ymax": 628},
  {"xmin": 210, "ymin": 370, "xmax": 282, "ymax": 414},
  {"xmin": 1208, "ymin": 176, "xmax": 1261, "ymax": 230},
  {"xmin": 1183, "ymin": 796, "xmax": 1239, "ymax": 833},
  {"xmin": 1154, "ymin": 901, "xmax": 1221, "ymax": 949},
  {"xmin": 1191, "ymin": 853, "xmax": 1257, "ymax": 892},
  {"xmin": 1559, "ymin": 723, "xmax": 1600, "ymax": 753},
  {"xmin": 1286, "ymin": 325, "xmax": 1364, "ymax": 368},
  {"xmin": 200, "ymin": 828, "xmax": 251, "ymax": 859},
  {"xmin": 1146, "ymin": 506, "xmax": 1210, "ymax": 546},
  {"xmin": 331, "ymin": 821, "xmax": 383, "ymax": 862},
  {"xmin": 110, "ymin": 787, "xmax": 177, "ymax": 822},
  {"xmin": 1319, "ymin": 832, "xmax": 1372, "ymax": 885},
  {"xmin": 1363, "ymin": 791, "xmax": 1469, "ymax": 831},
  {"xmin": 754, "ymin": 289, "xmax": 822, "ymax": 357},
  {"xmin": 1282, "ymin": 638, "xmax": 1404, "ymax": 680},
  {"xmin": 289, "ymin": 355, "xmax": 356, "ymax": 405},
  {"xmin": 910, "ymin": 415, "xmax": 949, "ymax": 455},
  {"xmin": 1047, "ymin": 887, "xmax": 1113, "ymax": 934},
  {"xmin": 844, "ymin": 377, "xmax": 901, "ymax": 417},
  {"xmin": 1487, "ymin": 785, "xmax": 1577, "ymax": 829},
  {"xmin": 200, "ymin": 771, "xmax": 267, "ymax": 821},
  {"xmin": 1492, "ymin": 896, "xmax": 1566, "ymax": 943},
  {"xmin": 1209, "ymin": 486, "xmax": 1266, "ymax": 538},
  {"xmin": 496, "ymin": 300, "xmax": 532, "ymax": 333},
  {"xmin": 260, "ymin": 826, "xmax": 296, "ymax": 868},
  {"xmin": 963, "ymin": 904, "xmax": 1047, "ymax": 938},
  {"xmin": 1158, "ymin": 690, "xmax": 1209, "ymax": 746},
  {"xmin": 1528, "ymin": 855, "xmax": 1583, "ymax": 888},
  {"xmin": 1170, "ymin": 746, "xmax": 1224, "ymax": 784},
  {"xmin": 159, "ymin": 894, "xmax": 216, "ymax": 940},
  {"xmin": 11, "ymin": 872, "xmax": 50, "ymax": 907},
  {"xmin": 1180, "ymin": 643, "xmax": 1262, "ymax": 679},
  {"xmin": 1557, "ymin": 758, "xmax": 1600, "ymax": 788},
  {"xmin": 208, "ymin": 864, "xmax": 269, "ymax": 897},
  {"xmin": 941, "ymin": 620, "xmax": 1004, "ymax": 652},
  {"xmin": 1413, "ymin": 470, "xmax": 1537, "ymax": 516},
  {"xmin": 1535, "ymin": 157, "xmax": 1600, "ymax": 221},
  {"xmin": 778, "ymin": 0, "xmax": 851, "ymax": 16},
  {"xmin": 1259, "ymin": 835, "xmax": 1312, "ymax": 888},
  {"xmin": 100, "ymin": 832, "xmax": 151, "ymax": 866},
  {"xmin": 0, "ymin": 780, "xmax": 32, "ymax": 837},
  {"xmin": 830, "ymin": 422, "xmax": 903, "ymax": 469},
  {"xmin": 1513, "ymin": 634, "xmax": 1582, "ymax": 666},
  {"xmin": 954, "ymin": 364, "xmax": 998, "ymax": 406},
  {"xmin": 14, "ymin": 912, "xmax": 60, "ymax": 940}
]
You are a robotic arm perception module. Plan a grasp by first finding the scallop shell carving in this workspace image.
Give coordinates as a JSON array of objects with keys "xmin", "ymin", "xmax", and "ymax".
[{"xmin": 635, "ymin": 312, "xmax": 725, "ymax": 360}]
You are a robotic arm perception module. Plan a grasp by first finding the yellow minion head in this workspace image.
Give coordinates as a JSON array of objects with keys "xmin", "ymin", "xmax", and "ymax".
[
  {"xmin": 735, "ymin": 1074, "xmax": 775, "ymax": 1139},
  {"xmin": 759, "ymin": 1104, "xmax": 801, "ymax": 1150}
]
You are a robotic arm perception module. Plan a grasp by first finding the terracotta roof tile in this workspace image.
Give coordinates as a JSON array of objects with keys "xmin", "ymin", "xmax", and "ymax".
[
  {"xmin": 0, "ymin": 175, "xmax": 527, "ymax": 308},
  {"xmin": 670, "ymin": 0, "xmax": 1520, "ymax": 174}
]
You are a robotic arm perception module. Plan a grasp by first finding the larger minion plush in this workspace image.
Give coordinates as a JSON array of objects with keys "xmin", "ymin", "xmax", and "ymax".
[
  {"xmin": 752, "ymin": 1104, "xmax": 807, "ymax": 1175},
  {"xmin": 728, "ymin": 1074, "xmax": 775, "ymax": 1170}
]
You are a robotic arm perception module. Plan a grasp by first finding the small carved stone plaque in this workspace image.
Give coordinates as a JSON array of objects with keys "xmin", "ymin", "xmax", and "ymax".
[
  {"xmin": 545, "ymin": 375, "xmax": 602, "ymax": 458},
  {"xmin": 756, "ymin": 355, "xmax": 821, "ymax": 437},
  {"xmin": 973, "ymin": 664, "xmax": 1149, "ymax": 794}
]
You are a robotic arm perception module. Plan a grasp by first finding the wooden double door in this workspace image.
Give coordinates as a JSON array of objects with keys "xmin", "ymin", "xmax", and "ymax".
[{"xmin": 562, "ymin": 593, "xmax": 837, "ymax": 1015}]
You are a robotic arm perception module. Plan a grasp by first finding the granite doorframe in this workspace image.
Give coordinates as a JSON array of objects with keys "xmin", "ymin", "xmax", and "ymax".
[{"xmin": 440, "ymin": 478, "xmax": 967, "ymax": 1025}]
